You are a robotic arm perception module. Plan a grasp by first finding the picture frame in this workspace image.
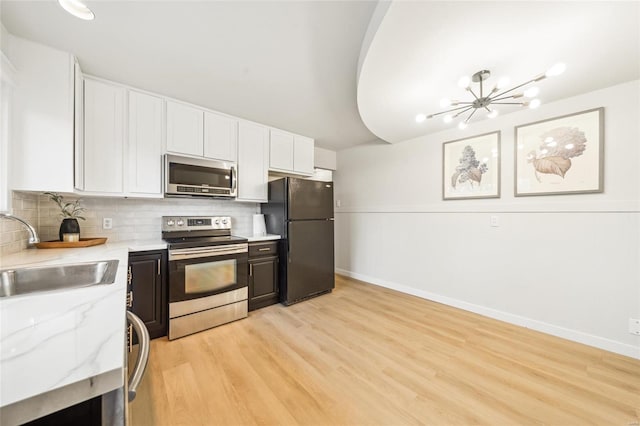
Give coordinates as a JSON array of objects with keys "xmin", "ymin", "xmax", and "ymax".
[
  {"xmin": 442, "ymin": 131, "xmax": 501, "ymax": 200},
  {"xmin": 514, "ymin": 107, "xmax": 604, "ymax": 196}
]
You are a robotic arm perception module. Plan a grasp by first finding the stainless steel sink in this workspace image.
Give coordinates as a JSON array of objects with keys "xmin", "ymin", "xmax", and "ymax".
[{"xmin": 0, "ymin": 259, "xmax": 119, "ymax": 298}]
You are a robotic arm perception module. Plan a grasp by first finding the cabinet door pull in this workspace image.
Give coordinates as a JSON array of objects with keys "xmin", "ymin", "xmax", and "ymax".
[
  {"xmin": 157, "ymin": 259, "xmax": 161, "ymax": 275},
  {"xmin": 249, "ymin": 264, "xmax": 253, "ymax": 276}
]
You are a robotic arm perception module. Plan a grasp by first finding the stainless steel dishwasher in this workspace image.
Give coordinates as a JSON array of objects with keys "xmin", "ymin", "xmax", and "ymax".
[{"xmin": 101, "ymin": 304, "xmax": 150, "ymax": 425}]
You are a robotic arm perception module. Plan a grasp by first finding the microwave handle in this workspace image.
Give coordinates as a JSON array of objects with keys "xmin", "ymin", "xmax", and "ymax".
[{"xmin": 231, "ymin": 166, "xmax": 237, "ymax": 195}]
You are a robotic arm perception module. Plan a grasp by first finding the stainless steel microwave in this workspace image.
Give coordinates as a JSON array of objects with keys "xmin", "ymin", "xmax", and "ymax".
[{"xmin": 164, "ymin": 154, "xmax": 237, "ymax": 198}]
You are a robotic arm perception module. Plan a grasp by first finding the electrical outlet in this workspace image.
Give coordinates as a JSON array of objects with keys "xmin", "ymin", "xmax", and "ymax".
[
  {"xmin": 490, "ymin": 215, "xmax": 499, "ymax": 227},
  {"xmin": 336, "ymin": 199, "xmax": 342, "ymax": 208},
  {"xmin": 103, "ymin": 217, "xmax": 113, "ymax": 230},
  {"xmin": 629, "ymin": 318, "xmax": 640, "ymax": 336}
]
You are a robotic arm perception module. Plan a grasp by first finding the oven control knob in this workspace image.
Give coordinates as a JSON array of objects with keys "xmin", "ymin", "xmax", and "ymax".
[
  {"xmin": 176, "ymin": 219, "xmax": 184, "ymax": 226},
  {"xmin": 166, "ymin": 219, "xmax": 175, "ymax": 226},
  {"xmin": 222, "ymin": 218, "xmax": 228, "ymax": 225},
  {"xmin": 214, "ymin": 219, "xmax": 220, "ymax": 226}
]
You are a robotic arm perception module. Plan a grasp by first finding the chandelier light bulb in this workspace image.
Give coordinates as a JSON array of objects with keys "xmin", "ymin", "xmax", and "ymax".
[
  {"xmin": 458, "ymin": 121, "xmax": 468, "ymax": 130},
  {"xmin": 523, "ymin": 87, "xmax": 540, "ymax": 98},
  {"xmin": 443, "ymin": 114, "xmax": 453, "ymax": 123},
  {"xmin": 440, "ymin": 98, "xmax": 452, "ymax": 108},
  {"xmin": 415, "ymin": 114, "xmax": 427, "ymax": 123},
  {"xmin": 58, "ymin": 0, "xmax": 95, "ymax": 20},
  {"xmin": 545, "ymin": 63, "xmax": 566, "ymax": 77},
  {"xmin": 487, "ymin": 109, "xmax": 499, "ymax": 119},
  {"xmin": 529, "ymin": 99, "xmax": 541, "ymax": 109},
  {"xmin": 458, "ymin": 76, "xmax": 471, "ymax": 89}
]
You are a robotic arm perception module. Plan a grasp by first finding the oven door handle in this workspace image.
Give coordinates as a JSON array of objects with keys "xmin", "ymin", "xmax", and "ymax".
[
  {"xmin": 169, "ymin": 244, "xmax": 248, "ymax": 261},
  {"xmin": 127, "ymin": 311, "xmax": 150, "ymax": 403}
]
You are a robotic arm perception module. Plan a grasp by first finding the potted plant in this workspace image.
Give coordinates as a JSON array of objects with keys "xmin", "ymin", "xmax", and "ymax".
[{"xmin": 44, "ymin": 192, "xmax": 86, "ymax": 242}]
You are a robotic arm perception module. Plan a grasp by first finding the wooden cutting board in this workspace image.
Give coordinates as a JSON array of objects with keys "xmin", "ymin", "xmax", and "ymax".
[{"xmin": 35, "ymin": 238, "xmax": 108, "ymax": 249}]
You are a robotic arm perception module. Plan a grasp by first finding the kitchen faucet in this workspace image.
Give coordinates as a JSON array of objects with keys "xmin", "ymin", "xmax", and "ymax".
[{"xmin": 0, "ymin": 213, "xmax": 40, "ymax": 244}]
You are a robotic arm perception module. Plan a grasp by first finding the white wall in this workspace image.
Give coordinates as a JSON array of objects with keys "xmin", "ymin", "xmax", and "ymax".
[
  {"xmin": 0, "ymin": 23, "xmax": 9, "ymax": 54},
  {"xmin": 334, "ymin": 80, "xmax": 640, "ymax": 358}
]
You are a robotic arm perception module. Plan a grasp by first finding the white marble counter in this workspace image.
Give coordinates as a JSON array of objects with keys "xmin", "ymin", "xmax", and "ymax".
[
  {"xmin": 122, "ymin": 239, "xmax": 167, "ymax": 252},
  {"xmin": 0, "ymin": 243, "xmax": 130, "ymax": 408},
  {"xmin": 237, "ymin": 234, "xmax": 281, "ymax": 242}
]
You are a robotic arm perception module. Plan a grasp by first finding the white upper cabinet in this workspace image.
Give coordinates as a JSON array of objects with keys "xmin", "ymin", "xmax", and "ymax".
[
  {"xmin": 166, "ymin": 100, "xmax": 204, "ymax": 157},
  {"xmin": 83, "ymin": 78, "xmax": 125, "ymax": 193},
  {"xmin": 204, "ymin": 111, "xmax": 237, "ymax": 162},
  {"xmin": 0, "ymin": 51, "xmax": 17, "ymax": 212},
  {"xmin": 73, "ymin": 61, "xmax": 85, "ymax": 191},
  {"xmin": 127, "ymin": 91, "xmax": 163, "ymax": 195},
  {"xmin": 237, "ymin": 121, "xmax": 269, "ymax": 202},
  {"xmin": 293, "ymin": 135, "xmax": 314, "ymax": 175},
  {"xmin": 8, "ymin": 36, "xmax": 77, "ymax": 193},
  {"xmin": 268, "ymin": 129, "xmax": 314, "ymax": 176},
  {"xmin": 269, "ymin": 129, "xmax": 294, "ymax": 171}
]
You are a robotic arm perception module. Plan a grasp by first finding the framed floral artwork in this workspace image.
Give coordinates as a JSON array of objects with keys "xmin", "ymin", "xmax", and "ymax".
[
  {"xmin": 442, "ymin": 131, "xmax": 501, "ymax": 200},
  {"xmin": 515, "ymin": 107, "xmax": 604, "ymax": 196}
]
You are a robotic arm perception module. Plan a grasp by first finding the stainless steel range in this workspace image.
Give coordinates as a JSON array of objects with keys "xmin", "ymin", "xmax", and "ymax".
[{"xmin": 162, "ymin": 216, "xmax": 248, "ymax": 340}]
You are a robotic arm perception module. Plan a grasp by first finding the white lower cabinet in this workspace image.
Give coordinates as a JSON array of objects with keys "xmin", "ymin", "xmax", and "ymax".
[
  {"xmin": 127, "ymin": 91, "xmax": 163, "ymax": 195},
  {"xmin": 237, "ymin": 121, "xmax": 269, "ymax": 202},
  {"xmin": 82, "ymin": 78, "xmax": 125, "ymax": 193}
]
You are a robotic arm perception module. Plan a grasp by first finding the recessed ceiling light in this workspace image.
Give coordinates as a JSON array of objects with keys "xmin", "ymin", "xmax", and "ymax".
[
  {"xmin": 58, "ymin": 0, "xmax": 95, "ymax": 21},
  {"xmin": 415, "ymin": 114, "xmax": 426, "ymax": 123}
]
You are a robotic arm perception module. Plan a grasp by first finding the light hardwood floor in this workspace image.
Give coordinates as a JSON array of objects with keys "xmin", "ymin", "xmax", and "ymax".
[{"xmin": 131, "ymin": 275, "xmax": 640, "ymax": 425}]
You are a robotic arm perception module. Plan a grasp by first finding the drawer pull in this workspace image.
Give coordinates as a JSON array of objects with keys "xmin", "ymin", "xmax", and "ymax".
[{"xmin": 258, "ymin": 247, "xmax": 271, "ymax": 252}]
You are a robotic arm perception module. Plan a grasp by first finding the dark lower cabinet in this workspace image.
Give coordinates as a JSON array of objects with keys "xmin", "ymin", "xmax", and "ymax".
[
  {"xmin": 22, "ymin": 396, "xmax": 101, "ymax": 426},
  {"xmin": 248, "ymin": 241, "xmax": 279, "ymax": 311},
  {"xmin": 128, "ymin": 250, "xmax": 167, "ymax": 339}
]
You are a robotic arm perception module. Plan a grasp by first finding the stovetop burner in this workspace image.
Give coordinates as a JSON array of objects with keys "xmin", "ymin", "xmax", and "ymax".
[{"xmin": 161, "ymin": 215, "xmax": 247, "ymax": 249}]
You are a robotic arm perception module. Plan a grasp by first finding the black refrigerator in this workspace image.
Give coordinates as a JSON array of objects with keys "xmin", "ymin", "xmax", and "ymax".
[{"xmin": 261, "ymin": 178, "xmax": 335, "ymax": 305}]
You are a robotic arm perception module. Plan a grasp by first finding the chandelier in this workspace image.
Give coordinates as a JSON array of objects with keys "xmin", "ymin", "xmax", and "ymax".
[{"xmin": 416, "ymin": 63, "xmax": 566, "ymax": 129}]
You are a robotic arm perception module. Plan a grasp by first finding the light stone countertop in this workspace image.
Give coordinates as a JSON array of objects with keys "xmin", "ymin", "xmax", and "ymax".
[{"xmin": 0, "ymin": 240, "xmax": 155, "ymax": 410}]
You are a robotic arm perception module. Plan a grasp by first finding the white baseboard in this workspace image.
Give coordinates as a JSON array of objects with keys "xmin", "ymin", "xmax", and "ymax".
[{"xmin": 335, "ymin": 268, "xmax": 640, "ymax": 360}]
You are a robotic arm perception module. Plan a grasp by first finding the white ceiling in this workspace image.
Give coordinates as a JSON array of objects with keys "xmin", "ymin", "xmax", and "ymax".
[
  {"xmin": 0, "ymin": 0, "xmax": 379, "ymax": 151},
  {"xmin": 4, "ymin": 1, "xmax": 639, "ymax": 151},
  {"xmin": 357, "ymin": 1, "xmax": 640, "ymax": 144}
]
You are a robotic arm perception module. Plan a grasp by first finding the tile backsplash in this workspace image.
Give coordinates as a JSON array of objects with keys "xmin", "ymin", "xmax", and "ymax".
[
  {"xmin": 0, "ymin": 192, "xmax": 39, "ymax": 256},
  {"xmin": 1, "ymin": 192, "xmax": 260, "ymax": 256}
]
